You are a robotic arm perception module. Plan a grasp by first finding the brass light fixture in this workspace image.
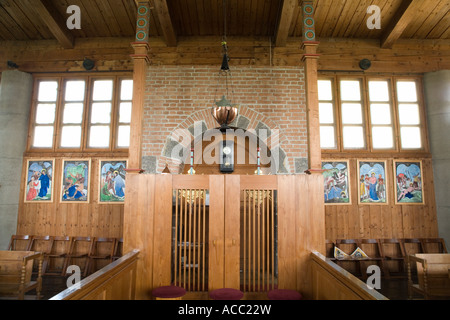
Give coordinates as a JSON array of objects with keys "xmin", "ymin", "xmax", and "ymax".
[{"xmin": 211, "ymin": 0, "xmax": 238, "ymax": 131}]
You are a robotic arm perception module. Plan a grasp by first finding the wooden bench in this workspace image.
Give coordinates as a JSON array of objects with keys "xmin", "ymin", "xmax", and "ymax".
[
  {"xmin": 407, "ymin": 253, "xmax": 450, "ymax": 300},
  {"xmin": 0, "ymin": 251, "xmax": 43, "ymax": 300}
]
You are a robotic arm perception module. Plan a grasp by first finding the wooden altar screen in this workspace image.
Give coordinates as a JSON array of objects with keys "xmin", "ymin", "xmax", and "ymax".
[{"xmin": 123, "ymin": 174, "xmax": 325, "ymax": 300}]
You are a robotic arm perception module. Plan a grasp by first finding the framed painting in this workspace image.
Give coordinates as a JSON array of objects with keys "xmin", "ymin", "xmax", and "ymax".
[
  {"xmin": 24, "ymin": 159, "xmax": 54, "ymax": 203},
  {"xmin": 322, "ymin": 160, "xmax": 351, "ymax": 205},
  {"xmin": 61, "ymin": 159, "xmax": 91, "ymax": 203},
  {"xmin": 394, "ymin": 160, "xmax": 424, "ymax": 205},
  {"xmin": 357, "ymin": 160, "xmax": 388, "ymax": 204},
  {"xmin": 99, "ymin": 160, "xmax": 127, "ymax": 203}
]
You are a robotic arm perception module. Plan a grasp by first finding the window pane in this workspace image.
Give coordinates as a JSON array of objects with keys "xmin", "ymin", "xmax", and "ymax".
[
  {"xmin": 93, "ymin": 80, "xmax": 113, "ymax": 101},
  {"xmin": 33, "ymin": 126, "xmax": 54, "ymax": 148},
  {"xmin": 38, "ymin": 81, "xmax": 58, "ymax": 102},
  {"xmin": 89, "ymin": 126, "xmax": 110, "ymax": 148},
  {"xmin": 370, "ymin": 104, "xmax": 392, "ymax": 125},
  {"xmin": 121, "ymin": 80, "xmax": 133, "ymax": 101},
  {"xmin": 65, "ymin": 81, "xmax": 86, "ymax": 101},
  {"xmin": 372, "ymin": 127, "xmax": 394, "ymax": 149},
  {"xmin": 36, "ymin": 104, "xmax": 56, "ymax": 124},
  {"xmin": 119, "ymin": 102, "xmax": 132, "ymax": 123},
  {"xmin": 397, "ymin": 81, "xmax": 417, "ymax": 102},
  {"xmin": 340, "ymin": 80, "xmax": 361, "ymax": 101},
  {"xmin": 91, "ymin": 103, "xmax": 111, "ymax": 124},
  {"xmin": 319, "ymin": 103, "xmax": 334, "ymax": 124},
  {"xmin": 401, "ymin": 127, "xmax": 422, "ymax": 149},
  {"xmin": 61, "ymin": 126, "xmax": 82, "ymax": 148},
  {"xmin": 63, "ymin": 103, "xmax": 83, "ymax": 124},
  {"xmin": 369, "ymin": 81, "xmax": 389, "ymax": 102},
  {"xmin": 342, "ymin": 103, "xmax": 363, "ymax": 124},
  {"xmin": 320, "ymin": 126, "xmax": 336, "ymax": 149},
  {"xmin": 398, "ymin": 104, "xmax": 420, "ymax": 125},
  {"xmin": 117, "ymin": 125, "xmax": 131, "ymax": 148},
  {"xmin": 343, "ymin": 126, "xmax": 365, "ymax": 148},
  {"xmin": 318, "ymin": 80, "xmax": 333, "ymax": 101}
]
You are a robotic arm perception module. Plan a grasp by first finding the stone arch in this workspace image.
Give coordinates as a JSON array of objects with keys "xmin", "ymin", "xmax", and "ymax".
[{"xmin": 158, "ymin": 106, "xmax": 291, "ymax": 174}]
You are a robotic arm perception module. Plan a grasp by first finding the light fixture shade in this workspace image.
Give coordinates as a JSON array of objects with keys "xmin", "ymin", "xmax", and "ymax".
[{"xmin": 211, "ymin": 96, "xmax": 238, "ymax": 128}]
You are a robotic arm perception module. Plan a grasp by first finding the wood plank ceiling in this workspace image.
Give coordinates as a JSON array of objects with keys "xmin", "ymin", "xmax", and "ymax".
[{"xmin": 0, "ymin": 0, "xmax": 448, "ymax": 48}]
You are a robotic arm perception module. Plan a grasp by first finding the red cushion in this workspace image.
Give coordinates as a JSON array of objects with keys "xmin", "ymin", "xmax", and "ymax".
[
  {"xmin": 267, "ymin": 289, "xmax": 302, "ymax": 300},
  {"xmin": 210, "ymin": 288, "xmax": 244, "ymax": 300},
  {"xmin": 152, "ymin": 286, "xmax": 186, "ymax": 299}
]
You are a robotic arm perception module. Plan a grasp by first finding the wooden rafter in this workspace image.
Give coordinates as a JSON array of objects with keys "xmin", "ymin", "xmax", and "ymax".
[
  {"xmin": 381, "ymin": 0, "xmax": 420, "ymax": 49},
  {"xmin": 274, "ymin": 0, "xmax": 298, "ymax": 47},
  {"xmin": 152, "ymin": 0, "xmax": 177, "ymax": 47},
  {"xmin": 32, "ymin": 0, "xmax": 74, "ymax": 49}
]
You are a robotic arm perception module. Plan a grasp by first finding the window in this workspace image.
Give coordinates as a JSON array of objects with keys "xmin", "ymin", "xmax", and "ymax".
[
  {"xmin": 30, "ymin": 75, "xmax": 133, "ymax": 151},
  {"xmin": 368, "ymin": 80, "xmax": 394, "ymax": 149},
  {"xmin": 318, "ymin": 75, "xmax": 425, "ymax": 152},
  {"xmin": 396, "ymin": 81, "xmax": 422, "ymax": 149},
  {"xmin": 318, "ymin": 80, "xmax": 336, "ymax": 149},
  {"xmin": 340, "ymin": 80, "xmax": 366, "ymax": 149}
]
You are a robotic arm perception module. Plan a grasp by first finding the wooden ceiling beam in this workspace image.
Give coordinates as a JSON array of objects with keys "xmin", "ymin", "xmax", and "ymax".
[
  {"xmin": 274, "ymin": 0, "xmax": 298, "ymax": 47},
  {"xmin": 152, "ymin": 0, "xmax": 177, "ymax": 47},
  {"xmin": 380, "ymin": 0, "xmax": 420, "ymax": 49},
  {"xmin": 32, "ymin": 0, "xmax": 74, "ymax": 49}
]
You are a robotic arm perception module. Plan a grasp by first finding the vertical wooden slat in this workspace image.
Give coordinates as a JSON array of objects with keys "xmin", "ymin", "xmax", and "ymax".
[
  {"xmin": 224, "ymin": 175, "xmax": 240, "ymax": 289},
  {"xmin": 152, "ymin": 174, "xmax": 172, "ymax": 288},
  {"xmin": 208, "ymin": 175, "xmax": 225, "ymax": 291}
]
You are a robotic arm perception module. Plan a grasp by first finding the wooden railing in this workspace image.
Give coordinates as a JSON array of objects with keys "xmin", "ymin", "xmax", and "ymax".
[
  {"xmin": 310, "ymin": 251, "xmax": 388, "ymax": 300},
  {"xmin": 50, "ymin": 250, "xmax": 139, "ymax": 300}
]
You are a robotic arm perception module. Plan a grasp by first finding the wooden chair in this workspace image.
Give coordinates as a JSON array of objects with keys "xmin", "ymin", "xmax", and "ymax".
[
  {"xmin": 407, "ymin": 254, "xmax": 450, "ymax": 300},
  {"xmin": 358, "ymin": 239, "xmax": 389, "ymax": 279},
  {"xmin": 0, "ymin": 251, "xmax": 43, "ymax": 300},
  {"xmin": 420, "ymin": 238, "xmax": 448, "ymax": 254},
  {"xmin": 112, "ymin": 238, "xmax": 124, "ymax": 261},
  {"xmin": 64, "ymin": 237, "xmax": 93, "ymax": 277},
  {"xmin": 335, "ymin": 239, "xmax": 388, "ymax": 279},
  {"xmin": 334, "ymin": 239, "xmax": 362, "ymax": 276},
  {"xmin": 7, "ymin": 235, "xmax": 32, "ymax": 251},
  {"xmin": 402, "ymin": 238, "xmax": 424, "ymax": 255},
  {"xmin": 45, "ymin": 236, "xmax": 71, "ymax": 276},
  {"xmin": 28, "ymin": 235, "xmax": 54, "ymax": 275},
  {"xmin": 325, "ymin": 239, "xmax": 336, "ymax": 262},
  {"xmin": 379, "ymin": 238, "xmax": 407, "ymax": 277},
  {"xmin": 86, "ymin": 237, "xmax": 116, "ymax": 276}
]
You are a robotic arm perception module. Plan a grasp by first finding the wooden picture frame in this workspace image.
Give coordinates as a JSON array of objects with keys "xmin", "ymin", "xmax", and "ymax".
[
  {"xmin": 98, "ymin": 159, "xmax": 127, "ymax": 204},
  {"xmin": 322, "ymin": 160, "xmax": 351, "ymax": 205},
  {"xmin": 357, "ymin": 160, "xmax": 388, "ymax": 205},
  {"xmin": 24, "ymin": 159, "xmax": 55, "ymax": 203},
  {"xmin": 394, "ymin": 160, "xmax": 424, "ymax": 205},
  {"xmin": 61, "ymin": 159, "xmax": 91, "ymax": 203}
]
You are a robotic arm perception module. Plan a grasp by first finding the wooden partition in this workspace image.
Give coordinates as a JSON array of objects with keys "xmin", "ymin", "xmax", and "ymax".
[
  {"xmin": 123, "ymin": 174, "xmax": 325, "ymax": 300},
  {"xmin": 311, "ymin": 251, "xmax": 388, "ymax": 300},
  {"xmin": 50, "ymin": 250, "xmax": 139, "ymax": 300}
]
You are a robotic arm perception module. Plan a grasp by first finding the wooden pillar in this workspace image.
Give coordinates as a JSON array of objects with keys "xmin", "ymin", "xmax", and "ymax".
[
  {"xmin": 301, "ymin": 1, "xmax": 321, "ymax": 172},
  {"xmin": 128, "ymin": 1, "xmax": 151, "ymax": 174}
]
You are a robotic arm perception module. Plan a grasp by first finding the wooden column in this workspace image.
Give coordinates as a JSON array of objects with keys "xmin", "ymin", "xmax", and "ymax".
[
  {"xmin": 128, "ymin": 1, "xmax": 151, "ymax": 174},
  {"xmin": 301, "ymin": 1, "xmax": 321, "ymax": 172}
]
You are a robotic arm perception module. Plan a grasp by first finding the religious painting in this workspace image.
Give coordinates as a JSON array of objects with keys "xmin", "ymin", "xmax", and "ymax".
[
  {"xmin": 322, "ymin": 160, "xmax": 351, "ymax": 205},
  {"xmin": 357, "ymin": 160, "xmax": 388, "ymax": 204},
  {"xmin": 99, "ymin": 160, "xmax": 127, "ymax": 203},
  {"xmin": 24, "ymin": 159, "xmax": 54, "ymax": 203},
  {"xmin": 394, "ymin": 160, "xmax": 424, "ymax": 205},
  {"xmin": 61, "ymin": 159, "xmax": 90, "ymax": 203}
]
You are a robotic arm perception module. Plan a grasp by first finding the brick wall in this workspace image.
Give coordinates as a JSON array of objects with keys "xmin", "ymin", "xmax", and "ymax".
[{"xmin": 142, "ymin": 65, "xmax": 308, "ymax": 174}]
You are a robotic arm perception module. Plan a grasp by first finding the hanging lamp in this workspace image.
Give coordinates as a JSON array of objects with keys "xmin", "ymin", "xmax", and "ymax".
[{"xmin": 211, "ymin": 0, "xmax": 238, "ymax": 131}]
